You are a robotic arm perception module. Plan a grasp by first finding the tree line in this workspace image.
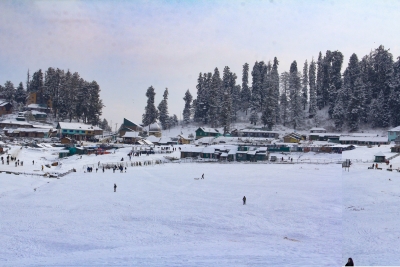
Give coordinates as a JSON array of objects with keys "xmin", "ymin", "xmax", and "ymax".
[
  {"xmin": 0, "ymin": 68, "xmax": 105, "ymax": 126},
  {"xmin": 142, "ymin": 45, "xmax": 400, "ymax": 133}
]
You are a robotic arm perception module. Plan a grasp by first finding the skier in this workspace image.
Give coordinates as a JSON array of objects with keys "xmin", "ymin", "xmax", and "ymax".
[
  {"xmin": 243, "ymin": 196, "xmax": 246, "ymax": 205},
  {"xmin": 202, "ymin": 173, "xmax": 204, "ymax": 179},
  {"xmin": 345, "ymin": 257, "xmax": 354, "ymax": 266},
  {"xmin": 114, "ymin": 183, "xmax": 117, "ymax": 192}
]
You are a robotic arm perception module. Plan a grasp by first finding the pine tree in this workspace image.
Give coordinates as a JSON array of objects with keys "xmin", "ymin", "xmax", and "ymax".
[
  {"xmin": 328, "ymin": 51, "xmax": 344, "ymax": 118},
  {"xmin": 100, "ymin": 118, "xmax": 112, "ymax": 131},
  {"xmin": 332, "ymin": 88, "xmax": 346, "ymax": 131},
  {"xmin": 308, "ymin": 60, "xmax": 317, "ymax": 118},
  {"xmin": 169, "ymin": 114, "xmax": 179, "ymax": 127},
  {"xmin": 142, "ymin": 86, "xmax": 159, "ymax": 126},
  {"xmin": 289, "ymin": 61, "xmax": 303, "ymax": 130},
  {"xmin": 250, "ymin": 61, "xmax": 262, "ymax": 112},
  {"xmin": 280, "ymin": 71, "xmax": 290, "ymax": 126},
  {"xmin": 194, "ymin": 73, "xmax": 205, "ymax": 123},
  {"xmin": 302, "ymin": 60, "xmax": 308, "ymax": 111},
  {"xmin": 347, "ymin": 77, "xmax": 364, "ymax": 131},
  {"xmin": 220, "ymin": 66, "xmax": 233, "ymax": 134},
  {"xmin": 271, "ymin": 57, "xmax": 280, "ymax": 123},
  {"xmin": 158, "ymin": 88, "xmax": 170, "ymax": 130},
  {"xmin": 3, "ymin": 81, "xmax": 15, "ymax": 102},
  {"xmin": 240, "ymin": 63, "xmax": 251, "ymax": 115},
  {"xmin": 390, "ymin": 57, "xmax": 400, "ymax": 126},
  {"xmin": 316, "ymin": 52, "xmax": 324, "ymax": 109},
  {"xmin": 208, "ymin": 68, "xmax": 221, "ymax": 127},
  {"xmin": 183, "ymin": 90, "xmax": 193, "ymax": 125},
  {"xmin": 260, "ymin": 63, "xmax": 275, "ymax": 130},
  {"xmin": 15, "ymin": 82, "xmax": 27, "ymax": 104}
]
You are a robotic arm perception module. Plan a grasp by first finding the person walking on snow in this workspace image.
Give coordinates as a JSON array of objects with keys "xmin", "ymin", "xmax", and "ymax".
[
  {"xmin": 114, "ymin": 183, "xmax": 117, "ymax": 192},
  {"xmin": 243, "ymin": 196, "xmax": 246, "ymax": 205},
  {"xmin": 202, "ymin": 173, "xmax": 204, "ymax": 179},
  {"xmin": 345, "ymin": 257, "xmax": 354, "ymax": 266}
]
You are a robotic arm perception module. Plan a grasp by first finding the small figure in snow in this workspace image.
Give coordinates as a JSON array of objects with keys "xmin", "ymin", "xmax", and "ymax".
[
  {"xmin": 345, "ymin": 257, "xmax": 354, "ymax": 266},
  {"xmin": 103, "ymin": 167, "xmax": 105, "ymax": 173},
  {"xmin": 390, "ymin": 164, "xmax": 392, "ymax": 169},
  {"xmin": 202, "ymin": 173, "xmax": 204, "ymax": 179},
  {"xmin": 243, "ymin": 196, "xmax": 246, "ymax": 205},
  {"xmin": 114, "ymin": 183, "xmax": 117, "ymax": 192},
  {"xmin": 21, "ymin": 161, "xmax": 23, "ymax": 166},
  {"xmin": 96, "ymin": 168, "xmax": 98, "ymax": 173},
  {"xmin": 33, "ymin": 160, "xmax": 34, "ymax": 165},
  {"xmin": 375, "ymin": 163, "xmax": 378, "ymax": 169},
  {"xmin": 291, "ymin": 158, "xmax": 293, "ymax": 162},
  {"xmin": 41, "ymin": 165, "xmax": 44, "ymax": 171}
]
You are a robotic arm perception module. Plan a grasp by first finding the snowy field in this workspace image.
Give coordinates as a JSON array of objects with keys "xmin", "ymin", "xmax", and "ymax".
[
  {"xmin": 1, "ymin": 144, "xmax": 400, "ymax": 266},
  {"xmin": 0, "ymin": 144, "xmax": 342, "ymax": 266}
]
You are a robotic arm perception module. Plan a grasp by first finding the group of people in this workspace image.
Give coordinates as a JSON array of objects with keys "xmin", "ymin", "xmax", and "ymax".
[{"xmin": 1, "ymin": 155, "xmax": 21, "ymax": 165}]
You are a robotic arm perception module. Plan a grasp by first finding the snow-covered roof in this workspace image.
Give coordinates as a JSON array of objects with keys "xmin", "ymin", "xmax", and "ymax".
[
  {"xmin": 202, "ymin": 147, "xmax": 215, "ymax": 153},
  {"xmin": 122, "ymin": 131, "xmax": 140, "ymax": 138},
  {"xmin": 388, "ymin": 126, "xmax": 400, "ymax": 132},
  {"xmin": 309, "ymin": 132, "xmax": 341, "ymax": 137},
  {"xmin": 159, "ymin": 137, "xmax": 172, "ymax": 144},
  {"xmin": 4, "ymin": 128, "xmax": 50, "ymax": 133},
  {"xmin": 0, "ymin": 101, "xmax": 12, "ymax": 107},
  {"xmin": 238, "ymin": 129, "xmax": 279, "ymax": 134},
  {"xmin": 198, "ymin": 127, "xmax": 219, "ymax": 133},
  {"xmin": 146, "ymin": 135, "xmax": 160, "ymax": 143},
  {"xmin": 310, "ymin": 127, "xmax": 326, "ymax": 131},
  {"xmin": 374, "ymin": 151, "xmax": 386, "ymax": 157},
  {"xmin": 142, "ymin": 140, "xmax": 153, "ymax": 145},
  {"xmin": 228, "ymin": 149, "xmax": 237, "ymax": 155},
  {"xmin": 0, "ymin": 119, "xmax": 32, "ymax": 126},
  {"xmin": 339, "ymin": 136, "xmax": 388, "ymax": 142},
  {"xmin": 149, "ymin": 122, "xmax": 161, "ymax": 132},
  {"xmin": 220, "ymin": 152, "xmax": 228, "ymax": 157},
  {"xmin": 247, "ymin": 150, "xmax": 257, "ymax": 155},
  {"xmin": 195, "ymin": 137, "xmax": 216, "ymax": 145},
  {"xmin": 57, "ymin": 122, "xmax": 102, "ymax": 131},
  {"xmin": 27, "ymin": 104, "xmax": 48, "ymax": 109},
  {"xmin": 180, "ymin": 146, "xmax": 203, "ymax": 153}
]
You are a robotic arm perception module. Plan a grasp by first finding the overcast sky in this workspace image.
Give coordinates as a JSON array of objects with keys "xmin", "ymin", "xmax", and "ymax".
[{"xmin": 1, "ymin": 0, "xmax": 399, "ymax": 127}]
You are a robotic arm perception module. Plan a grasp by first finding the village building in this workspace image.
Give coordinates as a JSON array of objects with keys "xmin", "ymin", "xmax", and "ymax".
[
  {"xmin": 3, "ymin": 127, "xmax": 52, "ymax": 138},
  {"xmin": 24, "ymin": 103, "xmax": 51, "ymax": 114},
  {"xmin": 178, "ymin": 134, "xmax": 193, "ymax": 144},
  {"xmin": 26, "ymin": 92, "xmax": 52, "ymax": 111},
  {"xmin": 57, "ymin": 122, "xmax": 103, "ymax": 141},
  {"xmin": 195, "ymin": 127, "xmax": 221, "ymax": 139},
  {"xmin": 148, "ymin": 122, "xmax": 162, "ymax": 137},
  {"xmin": 388, "ymin": 126, "xmax": 400, "ymax": 142},
  {"xmin": 146, "ymin": 135, "xmax": 160, "ymax": 145},
  {"xmin": 0, "ymin": 119, "xmax": 33, "ymax": 129},
  {"xmin": 0, "ymin": 100, "xmax": 13, "ymax": 116},
  {"xmin": 308, "ymin": 132, "xmax": 341, "ymax": 142},
  {"xmin": 118, "ymin": 118, "xmax": 143, "ymax": 137},
  {"xmin": 283, "ymin": 133, "xmax": 304, "ymax": 143},
  {"xmin": 339, "ymin": 134, "xmax": 389, "ymax": 145},
  {"xmin": 374, "ymin": 151, "xmax": 386, "ymax": 163},
  {"xmin": 231, "ymin": 129, "xmax": 279, "ymax": 138},
  {"xmin": 122, "ymin": 131, "xmax": 141, "ymax": 144},
  {"xmin": 309, "ymin": 127, "xmax": 326, "ymax": 133}
]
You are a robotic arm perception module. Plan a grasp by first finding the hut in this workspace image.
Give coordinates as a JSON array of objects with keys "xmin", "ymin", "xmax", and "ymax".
[{"xmin": 374, "ymin": 151, "xmax": 386, "ymax": 163}]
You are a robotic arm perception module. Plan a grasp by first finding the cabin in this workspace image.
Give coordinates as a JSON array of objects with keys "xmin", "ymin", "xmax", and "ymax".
[
  {"xmin": 3, "ymin": 127, "xmax": 51, "ymax": 138},
  {"xmin": 0, "ymin": 101, "xmax": 13, "ymax": 116},
  {"xmin": 308, "ymin": 133, "xmax": 341, "ymax": 142},
  {"xmin": 122, "ymin": 131, "xmax": 141, "ymax": 144},
  {"xmin": 56, "ymin": 122, "xmax": 103, "ymax": 141},
  {"xmin": 148, "ymin": 122, "xmax": 162, "ymax": 137},
  {"xmin": 388, "ymin": 126, "xmax": 400, "ymax": 142},
  {"xmin": 0, "ymin": 119, "xmax": 33, "ymax": 129},
  {"xmin": 339, "ymin": 134, "xmax": 389, "ymax": 145},
  {"xmin": 309, "ymin": 127, "xmax": 326, "ymax": 133},
  {"xmin": 390, "ymin": 146, "xmax": 400, "ymax": 153},
  {"xmin": 195, "ymin": 127, "xmax": 220, "ymax": 139},
  {"xmin": 61, "ymin": 137, "xmax": 73, "ymax": 144},
  {"xmin": 374, "ymin": 151, "xmax": 386, "ymax": 163},
  {"xmin": 178, "ymin": 134, "xmax": 193, "ymax": 144},
  {"xmin": 118, "ymin": 118, "xmax": 143, "ymax": 137},
  {"xmin": 232, "ymin": 129, "xmax": 279, "ymax": 139},
  {"xmin": 180, "ymin": 146, "xmax": 203, "ymax": 158},
  {"xmin": 283, "ymin": 133, "xmax": 304, "ymax": 143}
]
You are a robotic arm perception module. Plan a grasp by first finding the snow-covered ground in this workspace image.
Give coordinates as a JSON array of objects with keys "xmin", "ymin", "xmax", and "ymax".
[{"xmin": 0, "ymin": 143, "xmax": 399, "ymax": 265}]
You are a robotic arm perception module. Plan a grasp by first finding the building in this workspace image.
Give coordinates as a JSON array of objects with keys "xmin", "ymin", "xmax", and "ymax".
[
  {"xmin": 339, "ymin": 134, "xmax": 389, "ymax": 145},
  {"xmin": 232, "ymin": 129, "xmax": 279, "ymax": 138},
  {"xmin": 3, "ymin": 127, "xmax": 52, "ymax": 138},
  {"xmin": 388, "ymin": 126, "xmax": 400, "ymax": 142},
  {"xmin": 122, "ymin": 131, "xmax": 142, "ymax": 144},
  {"xmin": 374, "ymin": 151, "xmax": 386, "ymax": 163},
  {"xmin": 308, "ymin": 133, "xmax": 341, "ymax": 142},
  {"xmin": 57, "ymin": 122, "xmax": 103, "ymax": 141},
  {"xmin": 178, "ymin": 134, "xmax": 193, "ymax": 144},
  {"xmin": 195, "ymin": 127, "xmax": 221, "ymax": 139},
  {"xmin": 148, "ymin": 122, "xmax": 162, "ymax": 137},
  {"xmin": 118, "ymin": 118, "xmax": 143, "ymax": 137},
  {"xmin": 0, "ymin": 100, "xmax": 13, "ymax": 116},
  {"xmin": 0, "ymin": 119, "xmax": 33, "ymax": 129},
  {"xmin": 26, "ymin": 92, "xmax": 53, "ymax": 110},
  {"xmin": 283, "ymin": 133, "xmax": 304, "ymax": 143},
  {"xmin": 309, "ymin": 127, "xmax": 326, "ymax": 133}
]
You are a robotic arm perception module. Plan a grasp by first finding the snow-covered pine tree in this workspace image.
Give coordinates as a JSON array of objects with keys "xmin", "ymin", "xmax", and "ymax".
[
  {"xmin": 280, "ymin": 71, "xmax": 290, "ymax": 126},
  {"xmin": 347, "ymin": 77, "xmax": 365, "ymax": 131},
  {"xmin": 328, "ymin": 51, "xmax": 344, "ymax": 118},
  {"xmin": 389, "ymin": 57, "xmax": 400, "ymax": 126},
  {"xmin": 260, "ymin": 64, "xmax": 275, "ymax": 130},
  {"xmin": 220, "ymin": 66, "xmax": 233, "ymax": 134},
  {"xmin": 26, "ymin": 70, "xmax": 31, "ymax": 92},
  {"xmin": 100, "ymin": 118, "xmax": 112, "ymax": 131},
  {"xmin": 142, "ymin": 86, "xmax": 159, "ymax": 126},
  {"xmin": 240, "ymin": 63, "xmax": 251, "ymax": 115},
  {"xmin": 87, "ymin": 81, "xmax": 103, "ymax": 125},
  {"xmin": 250, "ymin": 61, "xmax": 262, "ymax": 113},
  {"xmin": 271, "ymin": 57, "xmax": 280, "ymax": 124},
  {"xmin": 15, "ymin": 82, "xmax": 27, "ymax": 104},
  {"xmin": 208, "ymin": 68, "xmax": 221, "ymax": 127},
  {"xmin": 316, "ymin": 52, "xmax": 324, "ymax": 109},
  {"xmin": 332, "ymin": 88, "xmax": 346, "ymax": 132},
  {"xmin": 3, "ymin": 81, "xmax": 15, "ymax": 102},
  {"xmin": 321, "ymin": 51, "xmax": 332, "ymax": 110},
  {"xmin": 30, "ymin": 69, "xmax": 43, "ymax": 93},
  {"xmin": 289, "ymin": 61, "xmax": 303, "ymax": 130},
  {"xmin": 158, "ymin": 88, "xmax": 170, "ymax": 130},
  {"xmin": 169, "ymin": 114, "xmax": 179, "ymax": 127},
  {"xmin": 231, "ymin": 84, "xmax": 241, "ymax": 122},
  {"xmin": 193, "ymin": 73, "xmax": 204, "ymax": 123},
  {"xmin": 183, "ymin": 89, "xmax": 192, "ymax": 125},
  {"xmin": 302, "ymin": 60, "xmax": 308, "ymax": 111},
  {"xmin": 249, "ymin": 110, "xmax": 258, "ymax": 125},
  {"xmin": 308, "ymin": 60, "xmax": 317, "ymax": 118},
  {"xmin": 202, "ymin": 72, "xmax": 212, "ymax": 124}
]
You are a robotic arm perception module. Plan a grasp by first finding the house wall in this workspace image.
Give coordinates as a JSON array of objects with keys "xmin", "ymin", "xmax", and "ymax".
[{"xmin": 388, "ymin": 131, "xmax": 400, "ymax": 142}]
